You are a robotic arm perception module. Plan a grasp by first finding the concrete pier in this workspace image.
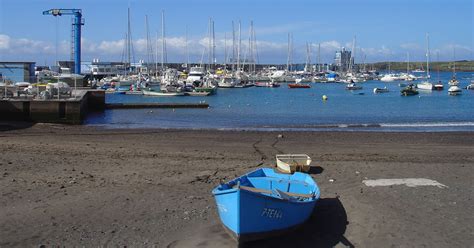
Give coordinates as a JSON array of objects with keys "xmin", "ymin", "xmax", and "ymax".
[{"xmin": 0, "ymin": 90, "xmax": 105, "ymax": 124}]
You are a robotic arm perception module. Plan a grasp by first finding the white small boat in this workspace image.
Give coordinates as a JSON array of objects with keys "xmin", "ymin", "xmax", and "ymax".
[
  {"xmin": 142, "ymin": 89, "xmax": 185, "ymax": 96},
  {"xmin": 346, "ymin": 83, "xmax": 362, "ymax": 90},
  {"xmin": 373, "ymin": 87, "xmax": 389, "ymax": 93},
  {"xmin": 467, "ymin": 81, "xmax": 474, "ymax": 90},
  {"xmin": 276, "ymin": 154, "xmax": 312, "ymax": 174},
  {"xmin": 448, "ymin": 86, "xmax": 462, "ymax": 96},
  {"xmin": 416, "ymin": 82, "xmax": 434, "ymax": 90}
]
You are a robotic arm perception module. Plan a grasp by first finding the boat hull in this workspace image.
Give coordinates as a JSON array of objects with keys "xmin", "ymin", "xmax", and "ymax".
[
  {"xmin": 288, "ymin": 84, "xmax": 311, "ymax": 88},
  {"xmin": 142, "ymin": 89, "xmax": 185, "ymax": 96}
]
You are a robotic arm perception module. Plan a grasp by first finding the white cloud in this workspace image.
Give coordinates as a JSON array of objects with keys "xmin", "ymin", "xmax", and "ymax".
[
  {"xmin": 0, "ymin": 33, "xmax": 472, "ymax": 63},
  {"xmin": 0, "ymin": 34, "xmax": 11, "ymax": 49}
]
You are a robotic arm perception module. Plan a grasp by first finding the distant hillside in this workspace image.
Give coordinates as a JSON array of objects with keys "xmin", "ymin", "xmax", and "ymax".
[{"xmin": 369, "ymin": 60, "xmax": 474, "ymax": 72}]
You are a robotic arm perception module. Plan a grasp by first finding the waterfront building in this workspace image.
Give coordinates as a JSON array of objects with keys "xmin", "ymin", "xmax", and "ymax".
[{"xmin": 334, "ymin": 47, "xmax": 353, "ymax": 72}]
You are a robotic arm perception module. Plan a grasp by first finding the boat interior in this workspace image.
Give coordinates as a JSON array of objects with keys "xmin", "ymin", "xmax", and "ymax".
[{"xmin": 219, "ymin": 168, "xmax": 319, "ymax": 201}]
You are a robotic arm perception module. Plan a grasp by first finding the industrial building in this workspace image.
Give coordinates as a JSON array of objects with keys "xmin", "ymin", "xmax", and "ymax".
[{"xmin": 0, "ymin": 62, "xmax": 36, "ymax": 83}]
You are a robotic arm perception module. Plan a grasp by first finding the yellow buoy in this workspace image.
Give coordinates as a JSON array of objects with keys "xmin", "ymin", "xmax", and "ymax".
[{"xmin": 322, "ymin": 95, "xmax": 328, "ymax": 101}]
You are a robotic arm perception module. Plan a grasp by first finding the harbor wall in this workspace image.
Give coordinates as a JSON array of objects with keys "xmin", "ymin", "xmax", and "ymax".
[{"xmin": 0, "ymin": 90, "xmax": 105, "ymax": 124}]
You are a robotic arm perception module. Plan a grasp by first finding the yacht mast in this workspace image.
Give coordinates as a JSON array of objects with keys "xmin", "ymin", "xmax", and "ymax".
[
  {"xmin": 237, "ymin": 20, "xmax": 241, "ymax": 73},
  {"xmin": 145, "ymin": 15, "xmax": 153, "ymax": 73},
  {"xmin": 224, "ymin": 32, "xmax": 227, "ymax": 71},
  {"xmin": 232, "ymin": 21, "xmax": 235, "ymax": 73},
  {"xmin": 161, "ymin": 10, "xmax": 166, "ymax": 72},
  {"xmin": 185, "ymin": 25, "xmax": 188, "ymax": 69},
  {"xmin": 155, "ymin": 31, "xmax": 158, "ymax": 77},
  {"xmin": 127, "ymin": 8, "xmax": 131, "ymax": 72},
  {"xmin": 286, "ymin": 33, "xmax": 290, "ymax": 72},
  {"xmin": 426, "ymin": 33, "xmax": 430, "ymax": 79},
  {"xmin": 208, "ymin": 18, "xmax": 212, "ymax": 70},
  {"xmin": 212, "ymin": 19, "xmax": 216, "ymax": 70}
]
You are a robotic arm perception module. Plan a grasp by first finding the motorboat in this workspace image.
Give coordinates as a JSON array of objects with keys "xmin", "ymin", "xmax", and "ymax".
[
  {"xmin": 346, "ymin": 83, "xmax": 362, "ymax": 90},
  {"xmin": 467, "ymin": 80, "xmax": 474, "ymax": 90},
  {"xmin": 416, "ymin": 82, "xmax": 434, "ymax": 90},
  {"xmin": 401, "ymin": 84, "xmax": 419, "ymax": 96},
  {"xmin": 373, "ymin": 87, "xmax": 389, "ymax": 93},
  {"xmin": 433, "ymin": 81, "xmax": 444, "ymax": 90},
  {"xmin": 448, "ymin": 86, "xmax": 462, "ymax": 96},
  {"xmin": 212, "ymin": 168, "xmax": 320, "ymax": 243}
]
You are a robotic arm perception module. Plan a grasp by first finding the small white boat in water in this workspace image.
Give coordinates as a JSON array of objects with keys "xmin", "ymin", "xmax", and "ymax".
[
  {"xmin": 218, "ymin": 76, "xmax": 239, "ymax": 88},
  {"xmin": 276, "ymin": 154, "xmax": 312, "ymax": 174},
  {"xmin": 448, "ymin": 86, "xmax": 462, "ymax": 96},
  {"xmin": 467, "ymin": 80, "xmax": 474, "ymax": 90},
  {"xmin": 346, "ymin": 83, "xmax": 362, "ymax": 90},
  {"xmin": 417, "ymin": 82, "xmax": 434, "ymax": 90},
  {"xmin": 373, "ymin": 87, "xmax": 389, "ymax": 93}
]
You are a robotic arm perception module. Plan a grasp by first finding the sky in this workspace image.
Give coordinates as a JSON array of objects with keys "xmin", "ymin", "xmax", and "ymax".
[{"xmin": 0, "ymin": 0, "xmax": 473, "ymax": 65}]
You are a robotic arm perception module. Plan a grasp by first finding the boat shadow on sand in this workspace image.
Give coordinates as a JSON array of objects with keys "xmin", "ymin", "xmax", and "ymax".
[
  {"xmin": 243, "ymin": 197, "xmax": 353, "ymax": 248},
  {"xmin": 168, "ymin": 197, "xmax": 352, "ymax": 248}
]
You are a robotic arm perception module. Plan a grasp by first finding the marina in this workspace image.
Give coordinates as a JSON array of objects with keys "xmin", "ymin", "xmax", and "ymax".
[{"xmin": 1, "ymin": 0, "xmax": 473, "ymax": 247}]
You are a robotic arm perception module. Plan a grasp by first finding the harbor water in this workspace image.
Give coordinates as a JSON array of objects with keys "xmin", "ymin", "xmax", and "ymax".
[{"xmin": 85, "ymin": 72, "xmax": 474, "ymax": 132}]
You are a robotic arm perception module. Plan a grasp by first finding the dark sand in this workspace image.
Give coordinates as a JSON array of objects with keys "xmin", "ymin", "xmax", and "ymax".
[{"xmin": 0, "ymin": 123, "xmax": 473, "ymax": 247}]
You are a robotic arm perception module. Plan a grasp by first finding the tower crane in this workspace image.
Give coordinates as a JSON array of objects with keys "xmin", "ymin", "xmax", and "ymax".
[{"xmin": 43, "ymin": 9, "xmax": 84, "ymax": 74}]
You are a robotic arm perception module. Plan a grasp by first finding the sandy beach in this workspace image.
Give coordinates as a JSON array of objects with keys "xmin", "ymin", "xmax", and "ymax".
[{"xmin": 0, "ymin": 123, "xmax": 473, "ymax": 247}]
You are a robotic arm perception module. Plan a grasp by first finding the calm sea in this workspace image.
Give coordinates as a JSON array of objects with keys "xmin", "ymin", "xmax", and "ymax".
[{"xmin": 85, "ymin": 71, "xmax": 474, "ymax": 132}]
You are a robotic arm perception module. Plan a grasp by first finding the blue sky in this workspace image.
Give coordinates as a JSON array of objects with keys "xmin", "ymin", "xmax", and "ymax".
[{"xmin": 0, "ymin": 0, "xmax": 472, "ymax": 65}]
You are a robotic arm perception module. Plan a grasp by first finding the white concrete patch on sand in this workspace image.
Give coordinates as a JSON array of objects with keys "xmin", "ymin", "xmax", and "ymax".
[{"xmin": 363, "ymin": 178, "xmax": 447, "ymax": 189}]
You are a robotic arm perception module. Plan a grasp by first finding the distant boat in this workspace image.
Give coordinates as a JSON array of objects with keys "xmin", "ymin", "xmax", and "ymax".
[
  {"xmin": 412, "ymin": 68, "xmax": 425, "ymax": 73},
  {"xmin": 448, "ymin": 49, "xmax": 459, "ymax": 86},
  {"xmin": 433, "ymin": 81, "xmax": 444, "ymax": 91},
  {"xmin": 373, "ymin": 87, "xmax": 389, "ymax": 93},
  {"xmin": 416, "ymin": 82, "xmax": 434, "ymax": 91},
  {"xmin": 401, "ymin": 84, "xmax": 419, "ymax": 96},
  {"xmin": 255, "ymin": 81, "xmax": 280, "ymax": 87},
  {"xmin": 142, "ymin": 88, "xmax": 185, "ymax": 96},
  {"xmin": 346, "ymin": 83, "xmax": 362, "ymax": 90},
  {"xmin": 212, "ymin": 168, "xmax": 320, "ymax": 243},
  {"xmin": 448, "ymin": 86, "xmax": 462, "ymax": 96},
  {"xmin": 380, "ymin": 74, "xmax": 399, "ymax": 82},
  {"xmin": 288, "ymin": 83, "xmax": 311, "ymax": 88},
  {"xmin": 218, "ymin": 76, "xmax": 239, "ymax": 88},
  {"xmin": 276, "ymin": 154, "xmax": 312, "ymax": 174},
  {"xmin": 467, "ymin": 80, "xmax": 474, "ymax": 90}
]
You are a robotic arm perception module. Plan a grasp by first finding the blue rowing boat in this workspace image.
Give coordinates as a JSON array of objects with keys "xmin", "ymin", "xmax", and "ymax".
[{"xmin": 212, "ymin": 168, "xmax": 320, "ymax": 243}]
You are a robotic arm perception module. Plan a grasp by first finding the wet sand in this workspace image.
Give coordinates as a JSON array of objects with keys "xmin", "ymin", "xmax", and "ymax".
[{"xmin": 0, "ymin": 123, "xmax": 473, "ymax": 247}]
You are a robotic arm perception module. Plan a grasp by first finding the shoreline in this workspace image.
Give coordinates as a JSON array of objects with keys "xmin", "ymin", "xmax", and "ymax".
[{"xmin": 1, "ymin": 123, "xmax": 473, "ymax": 247}]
